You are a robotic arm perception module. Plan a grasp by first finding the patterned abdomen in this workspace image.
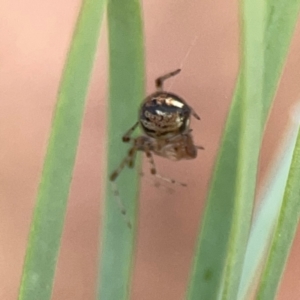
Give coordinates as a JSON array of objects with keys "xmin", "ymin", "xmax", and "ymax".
[{"xmin": 139, "ymin": 91, "xmax": 191, "ymax": 139}]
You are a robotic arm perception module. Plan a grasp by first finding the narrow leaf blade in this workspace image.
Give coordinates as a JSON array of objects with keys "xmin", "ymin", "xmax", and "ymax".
[
  {"xmin": 237, "ymin": 112, "xmax": 300, "ymax": 299},
  {"xmin": 187, "ymin": 0, "xmax": 300, "ymax": 298},
  {"xmin": 18, "ymin": 1, "xmax": 105, "ymax": 300},
  {"xmin": 98, "ymin": 0, "xmax": 145, "ymax": 299},
  {"xmin": 257, "ymin": 113, "xmax": 300, "ymax": 299}
]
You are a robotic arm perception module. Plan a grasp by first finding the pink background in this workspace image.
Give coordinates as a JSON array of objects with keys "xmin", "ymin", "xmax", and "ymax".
[{"xmin": 1, "ymin": 0, "xmax": 300, "ymax": 299}]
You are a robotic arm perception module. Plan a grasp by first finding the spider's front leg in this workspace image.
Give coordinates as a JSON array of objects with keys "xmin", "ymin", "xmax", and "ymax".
[
  {"xmin": 109, "ymin": 143, "xmax": 139, "ymax": 229},
  {"xmin": 110, "ymin": 146, "xmax": 137, "ymax": 181},
  {"xmin": 155, "ymin": 69, "xmax": 181, "ymax": 91},
  {"xmin": 111, "ymin": 122, "xmax": 143, "ymax": 181},
  {"xmin": 122, "ymin": 122, "xmax": 139, "ymax": 143}
]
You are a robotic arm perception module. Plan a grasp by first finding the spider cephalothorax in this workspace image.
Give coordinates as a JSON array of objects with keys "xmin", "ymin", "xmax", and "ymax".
[{"xmin": 109, "ymin": 69, "xmax": 204, "ymax": 226}]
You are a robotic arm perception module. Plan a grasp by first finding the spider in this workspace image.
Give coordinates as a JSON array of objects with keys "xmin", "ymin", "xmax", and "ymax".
[{"xmin": 110, "ymin": 69, "xmax": 204, "ymax": 226}]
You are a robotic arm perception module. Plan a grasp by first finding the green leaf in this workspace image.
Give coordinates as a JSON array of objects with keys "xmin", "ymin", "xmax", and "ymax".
[
  {"xmin": 187, "ymin": 0, "xmax": 265, "ymax": 298},
  {"xmin": 237, "ymin": 114, "xmax": 300, "ymax": 299},
  {"xmin": 97, "ymin": 0, "xmax": 145, "ymax": 299},
  {"xmin": 220, "ymin": 3, "xmax": 266, "ymax": 298},
  {"xmin": 257, "ymin": 117, "xmax": 300, "ymax": 299},
  {"xmin": 187, "ymin": 0, "xmax": 300, "ymax": 299},
  {"xmin": 263, "ymin": 0, "xmax": 300, "ymax": 120},
  {"xmin": 18, "ymin": 1, "xmax": 105, "ymax": 299}
]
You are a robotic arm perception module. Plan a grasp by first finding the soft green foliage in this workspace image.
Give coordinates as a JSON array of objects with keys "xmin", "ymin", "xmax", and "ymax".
[
  {"xmin": 18, "ymin": 1, "xmax": 105, "ymax": 299},
  {"xmin": 187, "ymin": 0, "xmax": 265, "ymax": 298},
  {"xmin": 263, "ymin": 0, "xmax": 300, "ymax": 120},
  {"xmin": 187, "ymin": 0, "xmax": 300, "ymax": 299},
  {"xmin": 238, "ymin": 118, "xmax": 300, "ymax": 299},
  {"xmin": 257, "ymin": 127, "xmax": 300, "ymax": 299},
  {"xmin": 17, "ymin": 0, "xmax": 300, "ymax": 299},
  {"xmin": 98, "ymin": 0, "xmax": 145, "ymax": 299}
]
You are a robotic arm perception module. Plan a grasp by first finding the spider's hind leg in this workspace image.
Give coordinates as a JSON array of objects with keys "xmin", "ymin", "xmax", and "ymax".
[
  {"xmin": 196, "ymin": 145, "xmax": 205, "ymax": 150},
  {"xmin": 110, "ymin": 181, "xmax": 132, "ymax": 228},
  {"xmin": 145, "ymin": 149, "xmax": 187, "ymax": 187},
  {"xmin": 191, "ymin": 109, "xmax": 201, "ymax": 120}
]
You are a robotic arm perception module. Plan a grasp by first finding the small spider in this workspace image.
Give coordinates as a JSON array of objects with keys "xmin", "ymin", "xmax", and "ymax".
[{"xmin": 110, "ymin": 69, "xmax": 204, "ymax": 227}]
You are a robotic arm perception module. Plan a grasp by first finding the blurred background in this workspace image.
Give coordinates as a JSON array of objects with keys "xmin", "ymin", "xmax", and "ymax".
[{"xmin": 1, "ymin": 0, "xmax": 300, "ymax": 299}]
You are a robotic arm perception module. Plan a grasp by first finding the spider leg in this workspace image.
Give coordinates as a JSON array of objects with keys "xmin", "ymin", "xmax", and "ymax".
[
  {"xmin": 181, "ymin": 131, "xmax": 204, "ymax": 156},
  {"xmin": 127, "ymin": 147, "xmax": 137, "ymax": 168},
  {"xmin": 122, "ymin": 122, "xmax": 139, "ymax": 142},
  {"xmin": 191, "ymin": 109, "xmax": 201, "ymax": 120},
  {"xmin": 109, "ymin": 146, "xmax": 138, "ymax": 229},
  {"xmin": 196, "ymin": 145, "xmax": 205, "ymax": 150},
  {"xmin": 110, "ymin": 181, "xmax": 132, "ymax": 228},
  {"xmin": 155, "ymin": 69, "xmax": 181, "ymax": 91},
  {"xmin": 145, "ymin": 149, "xmax": 187, "ymax": 187},
  {"xmin": 110, "ymin": 147, "xmax": 136, "ymax": 181}
]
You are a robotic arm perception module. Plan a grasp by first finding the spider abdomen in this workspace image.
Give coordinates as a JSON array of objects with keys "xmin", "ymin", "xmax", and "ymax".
[{"xmin": 139, "ymin": 91, "xmax": 191, "ymax": 139}]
